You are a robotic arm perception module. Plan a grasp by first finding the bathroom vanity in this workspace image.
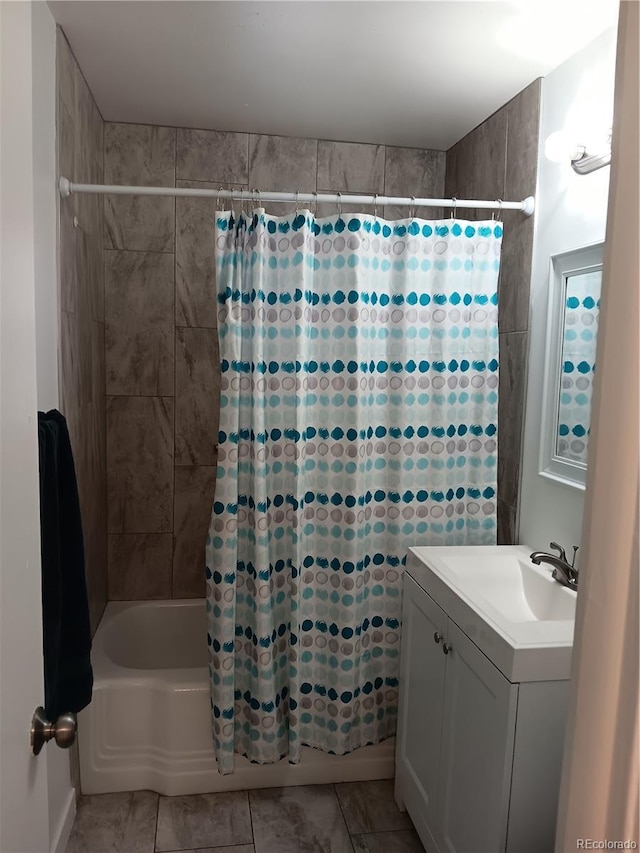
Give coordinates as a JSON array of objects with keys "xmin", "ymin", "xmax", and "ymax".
[{"xmin": 395, "ymin": 545, "xmax": 575, "ymax": 853}]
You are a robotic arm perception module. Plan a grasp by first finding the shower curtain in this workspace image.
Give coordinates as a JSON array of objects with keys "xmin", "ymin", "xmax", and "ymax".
[{"xmin": 206, "ymin": 209, "xmax": 502, "ymax": 774}]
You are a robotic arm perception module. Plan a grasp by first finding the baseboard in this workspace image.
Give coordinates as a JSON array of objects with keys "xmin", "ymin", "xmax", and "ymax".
[{"xmin": 50, "ymin": 787, "xmax": 76, "ymax": 853}]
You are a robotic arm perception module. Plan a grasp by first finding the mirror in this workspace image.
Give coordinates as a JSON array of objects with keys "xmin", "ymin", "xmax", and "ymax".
[{"xmin": 540, "ymin": 243, "xmax": 603, "ymax": 489}]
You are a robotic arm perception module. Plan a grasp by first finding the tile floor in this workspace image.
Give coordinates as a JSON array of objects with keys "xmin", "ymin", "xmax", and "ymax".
[{"xmin": 66, "ymin": 779, "xmax": 425, "ymax": 853}]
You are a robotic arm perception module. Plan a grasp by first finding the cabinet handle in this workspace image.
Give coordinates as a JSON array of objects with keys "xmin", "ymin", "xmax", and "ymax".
[
  {"xmin": 442, "ymin": 643, "xmax": 453, "ymax": 655},
  {"xmin": 434, "ymin": 632, "xmax": 444, "ymax": 644}
]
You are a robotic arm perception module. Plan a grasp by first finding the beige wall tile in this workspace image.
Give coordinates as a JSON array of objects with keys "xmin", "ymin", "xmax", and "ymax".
[
  {"xmin": 59, "ymin": 203, "xmax": 78, "ymax": 314},
  {"xmin": 175, "ymin": 180, "xmax": 240, "ymax": 328},
  {"xmin": 92, "ymin": 320, "xmax": 106, "ymax": 411},
  {"xmin": 57, "ymin": 26, "xmax": 107, "ymax": 631},
  {"xmin": 56, "ymin": 28, "xmax": 76, "ymax": 119},
  {"xmin": 78, "ymin": 404, "xmax": 108, "ymax": 630},
  {"xmin": 104, "ymin": 123, "xmax": 176, "ymax": 251},
  {"xmin": 77, "ymin": 228, "xmax": 104, "ymax": 324},
  {"xmin": 384, "ymin": 146, "xmax": 446, "ymax": 220},
  {"xmin": 499, "ymin": 79, "xmax": 541, "ymax": 333},
  {"xmin": 173, "ymin": 466, "xmax": 217, "ymax": 598},
  {"xmin": 108, "ymin": 533, "xmax": 173, "ymax": 600},
  {"xmin": 175, "ymin": 327, "xmax": 220, "ymax": 466},
  {"xmin": 59, "ymin": 311, "xmax": 81, "ymax": 417},
  {"xmin": 498, "ymin": 331, "xmax": 528, "ymax": 508},
  {"xmin": 317, "ymin": 141, "xmax": 385, "ymax": 194},
  {"xmin": 107, "ymin": 395, "xmax": 174, "ymax": 533},
  {"xmin": 58, "ymin": 99, "xmax": 75, "ymax": 190},
  {"xmin": 445, "ymin": 108, "xmax": 507, "ymax": 225},
  {"xmin": 76, "ymin": 66, "xmax": 103, "ymax": 167},
  {"xmin": 445, "ymin": 81, "xmax": 540, "ymax": 538},
  {"xmin": 105, "ymin": 250, "xmax": 174, "ymax": 396},
  {"xmin": 249, "ymin": 134, "xmax": 318, "ymax": 214},
  {"xmin": 497, "ymin": 499, "xmax": 517, "ymax": 546},
  {"xmin": 74, "ymin": 134, "xmax": 103, "ymax": 241},
  {"xmin": 176, "ymin": 128, "xmax": 248, "ymax": 184}
]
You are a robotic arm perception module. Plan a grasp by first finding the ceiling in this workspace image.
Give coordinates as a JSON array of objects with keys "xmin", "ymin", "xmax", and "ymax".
[{"xmin": 48, "ymin": 0, "xmax": 618, "ymax": 151}]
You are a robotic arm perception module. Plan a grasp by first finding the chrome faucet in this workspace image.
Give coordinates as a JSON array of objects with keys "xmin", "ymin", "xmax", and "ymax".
[{"xmin": 530, "ymin": 542, "xmax": 579, "ymax": 591}]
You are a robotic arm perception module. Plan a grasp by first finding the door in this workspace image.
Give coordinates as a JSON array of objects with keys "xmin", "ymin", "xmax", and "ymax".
[
  {"xmin": 0, "ymin": 3, "xmax": 51, "ymax": 850},
  {"xmin": 395, "ymin": 574, "xmax": 448, "ymax": 852},
  {"xmin": 437, "ymin": 622, "xmax": 519, "ymax": 853}
]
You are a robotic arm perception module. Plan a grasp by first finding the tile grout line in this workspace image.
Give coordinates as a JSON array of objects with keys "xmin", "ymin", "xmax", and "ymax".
[
  {"xmin": 104, "ymin": 246, "xmax": 175, "ymax": 256},
  {"xmin": 246, "ymin": 132, "xmax": 251, "ymax": 189},
  {"xmin": 172, "ymin": 132, "xmax": 178, "ymax": 600},
  {"xmin": 247, "ymin": 787, "xmax": 257, "ymax": 852},
  {"xmin": 332, "ymin": 783, "xmax": 356, "ymax": 852},
  {"xmin": 153, "ymin": 793, "xmax": 160, "ymax": 853}
]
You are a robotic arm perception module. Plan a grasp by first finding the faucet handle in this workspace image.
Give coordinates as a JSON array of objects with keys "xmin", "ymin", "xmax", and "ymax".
[
  {"xmin": 570, "ymin": 545, "xmax": 579, "ymax": 569},
  {"xmin": 549, "ymin": 541, "xmax": 568, "ymax": 563}
]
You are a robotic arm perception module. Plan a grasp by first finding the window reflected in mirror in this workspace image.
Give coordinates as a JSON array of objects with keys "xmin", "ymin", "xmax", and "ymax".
[{"xmin": 557, "ymin": 269, "xmax": 601, "ymax": 464}]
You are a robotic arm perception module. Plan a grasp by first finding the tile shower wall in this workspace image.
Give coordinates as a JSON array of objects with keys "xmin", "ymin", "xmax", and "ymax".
[
  {"xmin": 445, "ymin": 79, "xmax": 541, "ymax": 544},
  {"xmin": 57, "ymin": 30, "xmax": 107, "ymax": 633},
  {"xmin": 104, "ymin": 126, "xmax": 445, "ymax": 598}
]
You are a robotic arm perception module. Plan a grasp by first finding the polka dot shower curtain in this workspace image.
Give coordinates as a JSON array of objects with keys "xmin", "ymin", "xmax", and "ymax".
[
  {"xmin": 557, "ymin": 270, "xmax": 600, "ymax": 464},
  {"xmin": 206, "ymin": 208, "xmax": 502, "ymax": 774}
]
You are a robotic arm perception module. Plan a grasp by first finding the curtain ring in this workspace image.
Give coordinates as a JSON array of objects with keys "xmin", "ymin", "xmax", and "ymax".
[
  {"xmin": 451, "ymin": 197, "xmax": 457, "ymax": 220},
  {"xmin": 217, "ymin": 186, "xmax": 224, "ymax": 212},
  {"xmin": 373, "ymin": 193, "xmax": 378, "ymax": 220},
  {"xmin": 313, "ymin": 190, "xmax": 318, "ymax": 216},
  {"xmin": 498, "ymin": 199, "xmax": 503, "ymax": 221},
  {"xmin": 337, "ymin": 191, "xmax": 342, "ymax": 219},
  {"xmin": 410, "ymin": 196, "xmax": 416, "ymax": 219},
  {"xmin": 295, "ymin": 189, "xmax": 300, "ymax": 211}
]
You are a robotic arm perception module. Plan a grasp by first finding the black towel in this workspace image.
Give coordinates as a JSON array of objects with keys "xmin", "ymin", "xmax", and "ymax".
[{"xmin": 38, "ymin": 409, "xmax": 93, "ymax": 720}]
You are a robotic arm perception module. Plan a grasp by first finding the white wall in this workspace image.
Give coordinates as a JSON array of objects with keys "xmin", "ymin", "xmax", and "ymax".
[
  {"xmin": 0, "ymin": 3, "xmax": 73, "ymax": 851},
  {"xmin": 33, "ymin": 1, "xmax": 60, "ymax": 413},
  {"xmin": 0, "ymin": 4, "xmax": 52, "ymax": 851},
  {"xmin": 556, "ymin": 4, "xmax": 639, "ymax": 844},
  {"xmin": 518, "ymin": 28, "xmax": 617, "ymax": 553},
  {"xmin": 31, "ymin": 5, "xmax": 76, "ymax": 851}
]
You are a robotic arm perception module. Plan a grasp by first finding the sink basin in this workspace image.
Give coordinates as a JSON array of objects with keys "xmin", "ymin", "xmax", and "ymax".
[
  {"xmin": 442, "ymin": 553, "xmax": 576, "ymax": 623},
  {"xmin": 406, "ymin": 545, "xmax": 576, "ymax": 682}
]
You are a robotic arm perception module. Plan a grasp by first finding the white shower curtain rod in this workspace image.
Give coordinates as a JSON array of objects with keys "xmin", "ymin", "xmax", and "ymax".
[{"xmin": 58, "ymin": 177, "xmax": 535, "ymax": 216}]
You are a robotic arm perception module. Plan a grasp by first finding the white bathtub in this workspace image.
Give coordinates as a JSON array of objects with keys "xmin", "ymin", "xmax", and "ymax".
[{"xmin": 78, "ymin": 600, "xmax": 394, "ymax": 795}]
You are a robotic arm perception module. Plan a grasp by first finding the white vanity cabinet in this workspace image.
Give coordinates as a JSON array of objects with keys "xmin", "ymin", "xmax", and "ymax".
[{"xmin": 395, "ymin": 570, "xmax": 571, "ymax": 853}]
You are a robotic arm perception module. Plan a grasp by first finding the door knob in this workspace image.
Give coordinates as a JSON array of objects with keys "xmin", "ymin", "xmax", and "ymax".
[
  {"xmin": 30, "ymin": 706, "xmax": 77, "ymax": 755},
  {"xmin": 434, "ymin": 632, "xmax": 444, "ymax": 644},
  {"xmin": 442, "ymin": 643, "xmax": 453, "ymax": 655}
]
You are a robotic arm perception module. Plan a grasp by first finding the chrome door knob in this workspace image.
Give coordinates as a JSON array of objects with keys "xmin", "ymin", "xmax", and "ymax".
[
  {"xmin": 434, "ymin": 632, "xmax": 444, "ymax": 644},
  {"xmin": 442, "ymin": 643, "xmax": 453, "ymax": 655}
]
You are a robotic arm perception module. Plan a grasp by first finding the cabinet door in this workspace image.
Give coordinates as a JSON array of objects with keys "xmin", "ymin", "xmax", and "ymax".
[
  {"xmin": 395, "ymin": 574, "xmax": 448, "ymax": 851},
  {"xmin": 437, "ymin": 621, "xmax": 519, "ymax": 853}
]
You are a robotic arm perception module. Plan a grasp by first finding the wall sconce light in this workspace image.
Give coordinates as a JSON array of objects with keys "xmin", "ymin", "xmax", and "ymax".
[{"xmin": 544, "ymin": 129, "xmax": 612, "ymax": 174}]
